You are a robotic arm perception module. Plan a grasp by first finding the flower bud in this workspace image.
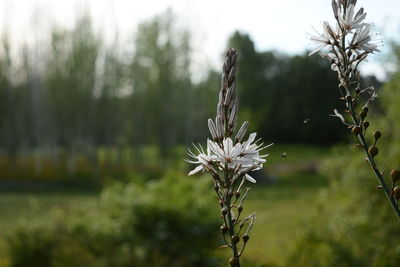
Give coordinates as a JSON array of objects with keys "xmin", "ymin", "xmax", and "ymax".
[
  {"xmin": 393, "ymin": 186, "xmax": 400, "ymax": 200},
  {"xmin": 352, "ymin": 126, "xmax": 362, "ymax": 135},
  {"xmin": 235, "ymin": 191, "xmax": 241, "ymax": 198},
  {"xmin": 362, "ymin": 107, "xmax": 369, "ymax": 113},
  {"xmin": 242, "ymin": 234, "xmax": 250, "ymax": 243},
  {"xmin": 363, "ymin": 121, "xmax": 369, "ymax": 129},
  {"xmin": 345, "ymin": 94, "xmax": 352, "ymax": 101},
  {"xmin": 373, "ymin": 131, "xmax": 381, "ymax": 140},
  {"xmin": 368, "ymin": 146, "xmax": 379, "ymax": 157},
  {"xmin": 231, "ymin": 235, "xmax": 239, "ymax": 244},
  {"xmin": 390, "ymin": 169, "xmax": 400, "ymax": 184}
]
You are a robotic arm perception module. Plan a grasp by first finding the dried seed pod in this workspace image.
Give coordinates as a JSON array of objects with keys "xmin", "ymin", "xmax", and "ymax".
[
  {"xmin": 373, "ymin": 131, "xmax": 381, "ymax": 140},
  {"xmin": 238, "ymin": 205, "xmax": 243, "ymax": 213},
  {"xmin": 242, "ymin": 234, "xmax": 250, "ymax": 243},
  {"xmin": 362, "ymin": 107, "xmax": 369, "ymax": 113},
  {"xmin": 368, "ymin": 146, "xmax": 379, "ymax": 157},
  {"xmin": 235, "ymin": 191, "xmax": 241, "ymax": 198},
  {"xmin": 220, "ymin": 225, "xmax": 228, "ymax": 234},
  {"xmin": 394, "ymin": 186, "xmax": 400, "ymax": 200},
  {"xmin": 231, "ymin": 235, "xmax": 240, "ymax": 244},
  {"xmin": 359, "ymin": 110, "xmax": 367, "ymax": 120},
  {"xmin": 229, "ymin": 257, "xmax": 238, "ymax": 266},
  {"xmin": 363, "ymin": 121, "xmax": 369, "ymax": 129},
  {"xmin": 352, "ymin": 126, "xmax": 362, "ymax": 135},
  {"xmin": 345, "ymin": 94, "xmax": 352, "ymax": 101},
  {"xmin": 221, "ymin": 207, "xmax": 228, "ymax": 215},
  {"xmin": 390, "ymin": 169, "xmax": 400, "ymax": 184}
]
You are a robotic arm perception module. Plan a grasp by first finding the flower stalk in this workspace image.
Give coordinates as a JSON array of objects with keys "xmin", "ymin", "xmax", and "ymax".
[
  {"xmin": 187, "ymin": 48, "xmax": 271, "ymax": 266},
  {"xmin": 310, "ymin": 0, "xmax": 400, "ymax": 221}
]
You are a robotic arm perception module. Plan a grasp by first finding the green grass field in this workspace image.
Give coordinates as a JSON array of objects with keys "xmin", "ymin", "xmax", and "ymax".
[{"xmin": 0, "ymin": 144, "xmax": 331, "ymax": 266}]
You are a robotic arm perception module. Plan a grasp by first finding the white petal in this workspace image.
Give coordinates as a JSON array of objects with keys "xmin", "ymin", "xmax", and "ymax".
[
  {"xmin": 188, "ymin": 165, "xmax": 203, "ymax": 176},
  {"xmin": 245, "ymin": 174, "xmax": 256, "ymax": 183}
]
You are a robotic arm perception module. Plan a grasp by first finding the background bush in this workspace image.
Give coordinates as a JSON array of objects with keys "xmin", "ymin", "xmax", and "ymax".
[{"xmin": 7, "ymin": 169, "xmax": 221, "ymax": 267}]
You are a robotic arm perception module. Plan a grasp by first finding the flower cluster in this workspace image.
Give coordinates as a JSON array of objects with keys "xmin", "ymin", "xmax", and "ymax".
[
  {"xmin": 310, "ymin": 0, "xmax": 400, "ymax": 221},
  {"xmin": 186, "ymin": 48, "xmax": 271, "ymax": 266},
  {"xmin": 188, "ymin": 133, "xmax": 270, "ymax": 183},
  {"xmin": 310, "ymin": 0, "xmax": 381, "ymax": 60}
]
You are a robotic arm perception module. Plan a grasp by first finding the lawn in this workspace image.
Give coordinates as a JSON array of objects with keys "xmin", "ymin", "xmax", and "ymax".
[{"xmin": 0, "ymin": 144, "xmax": 331, "ymax": 266}]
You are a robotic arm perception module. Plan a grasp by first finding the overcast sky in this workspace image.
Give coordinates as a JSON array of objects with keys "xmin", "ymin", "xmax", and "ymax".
[{"xmin": 1, "ymin": 0, "xmax": 400, "ymax": 79}]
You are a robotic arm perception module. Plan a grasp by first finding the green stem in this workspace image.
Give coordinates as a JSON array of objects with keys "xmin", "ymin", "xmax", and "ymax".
[
  {"xmin": 338, "ymin": 5, "xmax": 400, "ymax": 220},
  {"xmin": 348, "ymin": 104, "xmax": 400, "ymax": 221},
  {"xmin": 224, "ymin": 170, "xmax": 240, "ymax": 267}
]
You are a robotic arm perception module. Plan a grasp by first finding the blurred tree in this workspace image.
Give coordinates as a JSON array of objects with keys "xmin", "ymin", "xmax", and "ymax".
[
  {"xmin": 228, "ymin": 31, "xmax": 348, "ymax": 144},
  {"xmin": 45, "ymin": 16, "xmax": 100, "ymax": 173},
  {"xmin": 128, "ymin": 11, "xmax": 193, "ymax": 159}
]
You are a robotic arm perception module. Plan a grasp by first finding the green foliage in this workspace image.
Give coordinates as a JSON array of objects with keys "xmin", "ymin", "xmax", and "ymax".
[
  {"xmin": 7, "ymin": 170, "xmax": 220, "ymax": 267},
  {"xmin": 100, "ymin": 169, "xmax": 220, "ymax": 266},
  {"xmin": 8, "ymin": 226, "xmax": 55, "ymax": 267},
  {"xmin": 286, "ymin": 49, "xmax": 400, "ymax": 266}
]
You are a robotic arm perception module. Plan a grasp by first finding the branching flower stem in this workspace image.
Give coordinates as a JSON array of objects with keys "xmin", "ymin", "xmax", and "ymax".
[
  {"xmin": 311, "ymin": 0, "xmax": 400, "ymax": 221},
  {"xmin": 187, "ymin": 48, "xmax": 270, "ymax": 266}
]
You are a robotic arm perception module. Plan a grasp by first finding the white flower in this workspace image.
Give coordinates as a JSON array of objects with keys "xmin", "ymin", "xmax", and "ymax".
[
  {"xmin": 309, "ymin": 22, "xmax": 337, "ymax": 56},
  {"xmin": 239, "ymin": 133, "xmax": 269, "ymax": 169},
  {"xmin": 207, "ymin": 138, "xmax": 243, "ymax": 170},
  {"xmin": 351, "ymin": 24, "xmax": 381, "ymax": 53},
  {"xmin": 187, "ymin": 133, "xmax": 271, "ymax": 183},
  {"xmin": 339, "ymin": 4, "xmax": 366, "ymax": 30},
  {"xmin": 186, "ymin": 144, "xmax": 216, "ymax": 176}
]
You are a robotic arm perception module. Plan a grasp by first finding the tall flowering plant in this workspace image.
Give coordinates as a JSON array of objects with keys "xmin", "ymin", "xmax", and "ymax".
[
  {"xmin": 187, "ymin": 48, "xmax": 271, "ymax": 266},
  {"xmin": 310, "ymin": 0, "xmax": 400, "ymax": 220}
]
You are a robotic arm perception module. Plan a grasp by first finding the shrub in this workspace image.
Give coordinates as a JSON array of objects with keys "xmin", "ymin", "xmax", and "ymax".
[{"xmin": 7, "ymin": 169, "xmax": 220, "ymax": 267}]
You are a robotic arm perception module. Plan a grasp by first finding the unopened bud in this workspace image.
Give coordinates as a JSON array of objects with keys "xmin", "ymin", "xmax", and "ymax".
[
  {"xmin": 362, "ymin": 107, "xmax": 369, "ymax": 113},
  {"xmin": 390, "ymin": 169, "xmax": 400, "ymax": 184},
  {"xmin": 352, "ymin": 126, "xmax": 362, "ymax": 135},
  {"xmin": 242, "ymin": 234, "xmax": 250, "ymax": 242},
  {"xmin": 368, "ymin": 146, "xmax": 379, "ymax": 157},
  {"xmin": 363, "ymin": 121, "xmax": 369, "ymax": 129},
  {"xmin": 373, "ymin": 131, "xmax": 381, "ymax": 140},
  {"xmin": 235, "ymin": 191, "xmax": 241, "ymax": 198},
  {"xmin": 345, "ymin": 94, "xmax": 352, "ymax": 101}
]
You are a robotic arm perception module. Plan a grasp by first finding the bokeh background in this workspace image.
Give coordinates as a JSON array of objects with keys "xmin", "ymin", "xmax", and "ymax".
[{"xmin": 1, "ymin": 0, "xmax": 400, "ymax": 266}]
